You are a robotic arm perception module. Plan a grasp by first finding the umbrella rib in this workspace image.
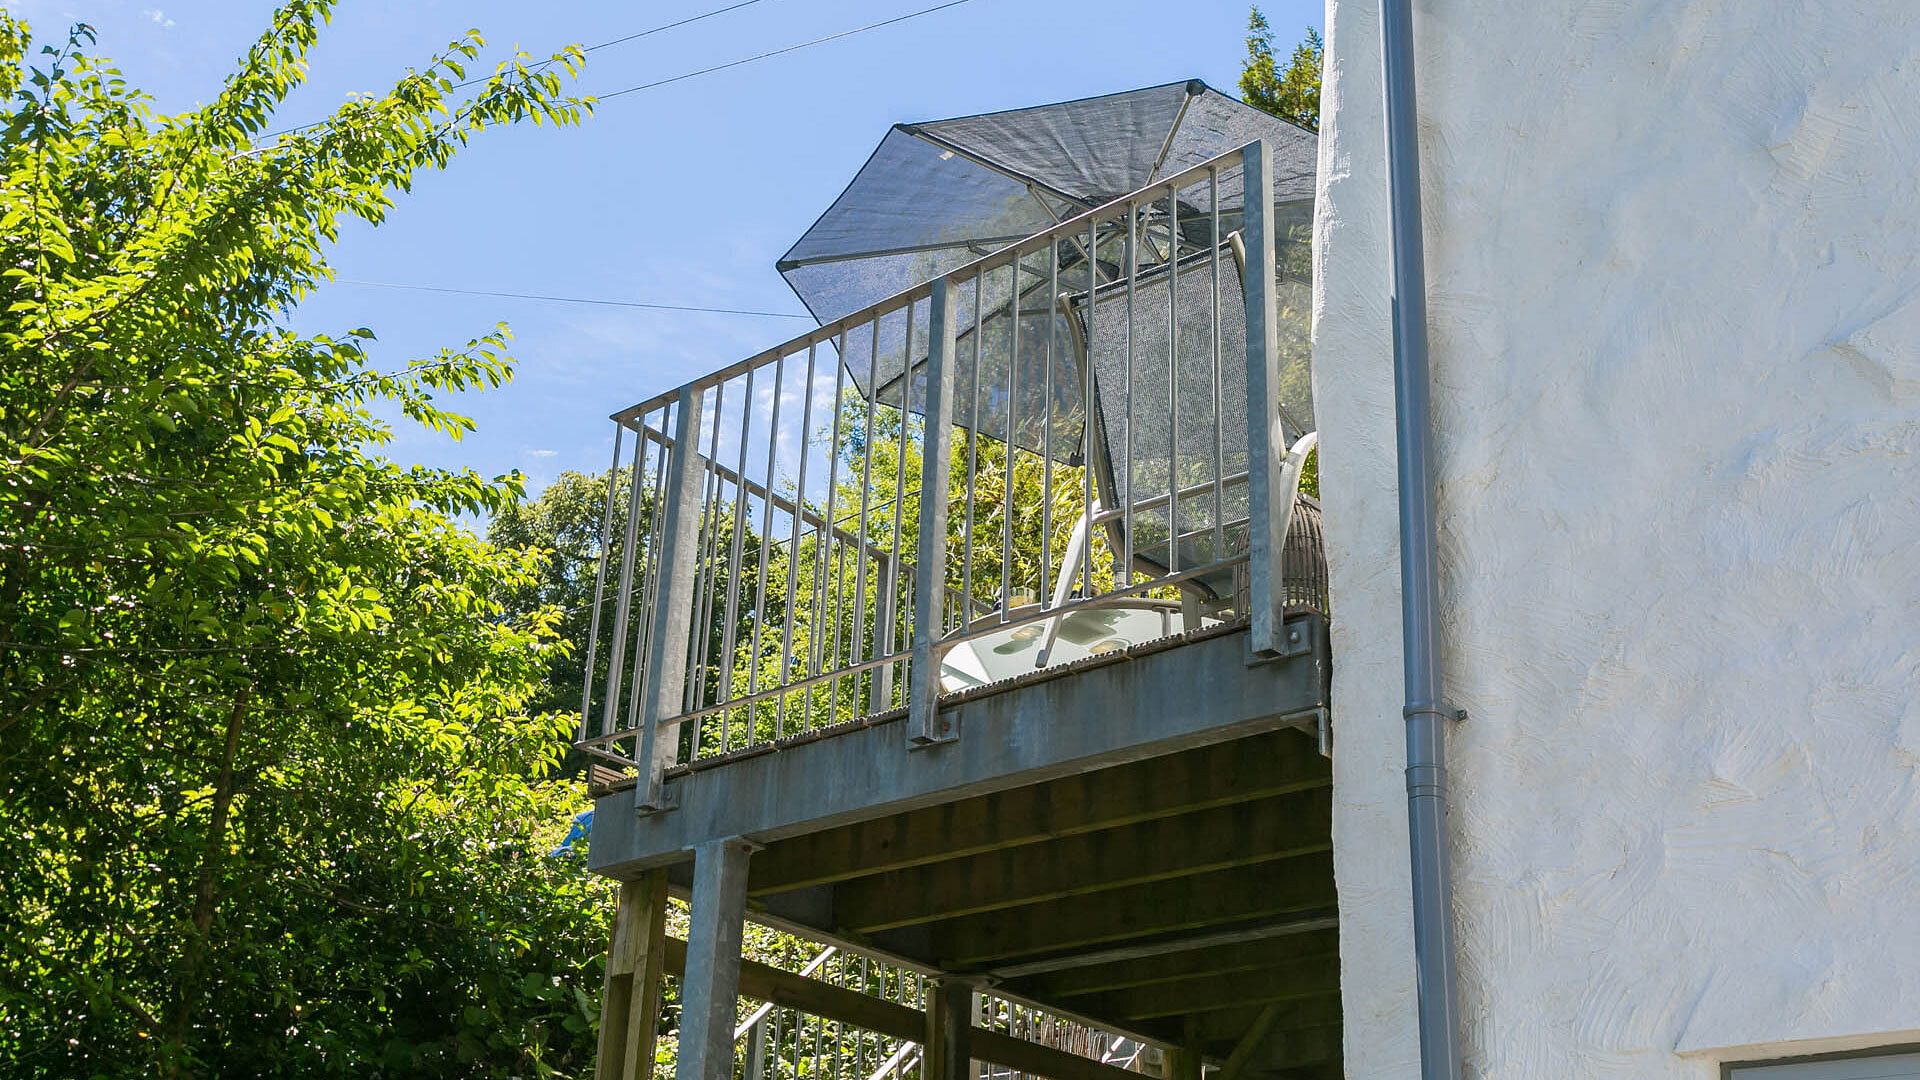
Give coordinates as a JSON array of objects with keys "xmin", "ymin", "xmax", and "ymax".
[{"xmin": 1145, "ymin": 84, "xmax": 1199, "ymax": 184}]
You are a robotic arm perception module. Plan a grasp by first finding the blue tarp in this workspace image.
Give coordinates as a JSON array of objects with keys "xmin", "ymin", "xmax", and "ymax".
[{"xmin": 549, "ymin": 809, "xmax": 593, "ymax": 858}]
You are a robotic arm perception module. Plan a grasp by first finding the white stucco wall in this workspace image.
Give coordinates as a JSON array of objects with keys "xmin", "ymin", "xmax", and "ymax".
[{"xmin": 1314, "ymin": 2, "xmax": 1920, "ymax": 1077}]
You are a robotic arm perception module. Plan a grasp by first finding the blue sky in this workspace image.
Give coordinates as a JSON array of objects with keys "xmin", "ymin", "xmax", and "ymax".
[{"xmin": 18, "ymin": 0, "xmax": 1321, "ymax": 495}]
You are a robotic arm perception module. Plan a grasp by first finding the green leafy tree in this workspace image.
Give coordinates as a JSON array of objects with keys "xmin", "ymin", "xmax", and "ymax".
[
  {"xmin": 1240, "ymin": 9, "xmax": 1322, "ymax": 132},
  {"xmin": 487, "ymin": 467, "xmax": 652, "ymax": 755},
  {"xmin": 0, "ymin": 7, "xmax": 617, "ymax": 1077}
]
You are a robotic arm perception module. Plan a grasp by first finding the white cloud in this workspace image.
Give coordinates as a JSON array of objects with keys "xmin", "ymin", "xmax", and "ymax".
[
  {"xmin": 141, "ymin": 8, "xmax": 175, "ymax": 28},
  {"xmin": 526, "ymin": 448, "xmax": 559, "ymax": 458}
]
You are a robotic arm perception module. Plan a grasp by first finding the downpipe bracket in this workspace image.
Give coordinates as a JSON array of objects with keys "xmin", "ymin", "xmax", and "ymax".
[{"xmin": 1403, "ymin": 701, "xmax": 1468, "ymax": 723}]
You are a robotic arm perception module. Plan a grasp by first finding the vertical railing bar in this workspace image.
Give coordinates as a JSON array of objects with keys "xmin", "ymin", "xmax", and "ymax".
[
  {"xmin": 858, "ymin": 955, "xmax": 870, "ymax": 1074},
  {"xmin": 637, "ymin": 420, "xmax": 675, "ymax": 757},
  {"xmin": 599, "ymin": 426, "xmax": 649, "ymax": 741},
  {"xmin": 780, "ymin": 341, "xmax": 818, "ymax": 738},
  {"xmin": 1167, "ymin": 186, "xmax": 1181, "ymax": 577},
  {"xmin": 1210, "ymin": 165, "xmax": 1226, "ymax": 562},
  {"xmin": 687, "ymin": 419, "xmax": 712, "ymax": 718},
  {"xmin": 688, "ymin": 487, "xmax": 709, "ymax": 728},
  {"xmin": 691, "ymin": 383, "xmax": 727, "ymax": 719},
  {"xmin": 641, "ymin": 423, "xmax": 676, "ymax": 763},
  {"xmin": 1042, "ymin": 242, "xmax": 1057, "ymax": 610},
  {"xmin": 879, "ymin": 299, "xmax": 915, "ymax": 707},
  {"xmin": 581, "ymin": 422, "xmax": 624, "ymax": 744},
  {"xmin": 1123, "ymin": 199, "xmax": 1137, "ymax": 591},
  {"xmin": 811, "ymin": 1007, "xmax": 822, "ymax": 1079},
  {"xmin": 625, "ymin": 417, "xmax": 664, "ymax": 745},
  {"xmin": 631, "ymin": 418, "xmax": 672, "ymax": 739},
  {"xmin": 832, "ymin": 957, "xmax": 845, "ymax": 1080},
  {"xmin": 1002, "ymin": 261, "xmax": 1019, "ymax": 622},
  {"xmin": 747, "ymin": 352, "xmax": 786, "ymax": 745},
  {"xmin": 1083, "ymin": 214, "xmax": 1097, "ymax": 601},
  {"xmin": 719, "ymin": 366, "xmax": 757, "ymax": 750},
  {"xmin": 853, "ymin": 317, "xmax": 882, "ymax": 713},
  {"xmin": 820, "ymin": 329, "xmax": 849, "ymax": 721},
  {"xmin": 909, "ymin": 277, "xmax": 957, "ymax": 746},
  {"xmin": 962, "ymin": 275, "xmax": 983, "ymax": 633},
  {"xmin": 834, "ymin": 543, "xmax": 853, "ymax": 720}
]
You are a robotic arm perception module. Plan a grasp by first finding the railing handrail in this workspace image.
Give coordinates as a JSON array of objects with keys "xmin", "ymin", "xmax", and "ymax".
[{"xmin": 610, "ymin": 142, "xmax": 1261, "ymax": 423}]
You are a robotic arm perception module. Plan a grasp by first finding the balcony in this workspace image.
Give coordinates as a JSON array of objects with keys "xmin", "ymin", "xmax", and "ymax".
[
  {"xmin": 582, "ymin": 82, "xmax": 1337, "ymax": 1080},
  {"xmin": 578, "ymin": 136, "xmax": 1319, "ymax": 793}
]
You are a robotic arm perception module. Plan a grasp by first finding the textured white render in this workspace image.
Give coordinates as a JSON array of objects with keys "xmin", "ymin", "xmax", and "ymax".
[
  {"xmin": 1312, "ymin": 0, "xmax": 1422, "ymax": 1077},
  {"xmin": 1313, "ymin": 2, "xmax": 1920, "ymax": 1077}
]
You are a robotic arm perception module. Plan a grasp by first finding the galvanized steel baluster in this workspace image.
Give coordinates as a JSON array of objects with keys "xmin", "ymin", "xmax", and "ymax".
[{"xmin": 580, "ymin": 422, "xmax": 623, "ymax": 745}]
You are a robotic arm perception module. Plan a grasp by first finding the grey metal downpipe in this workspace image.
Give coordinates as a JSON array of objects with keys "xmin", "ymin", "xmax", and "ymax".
[{"xmin": 1379, "ymin": 0, "xmax": 1465, "ymax": 1077}]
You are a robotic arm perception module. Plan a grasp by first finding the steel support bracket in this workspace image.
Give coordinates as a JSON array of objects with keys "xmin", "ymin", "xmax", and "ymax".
[
  {"xmin": 636, "ymin": 784, "xmax": 679, "ymax": 815},
  {"xmin": 1273, "ymin": 621, "xmax": 1314, "ymax": 658},
  {"xmin": 907, "ymin": 704, "xmax": 957, "ymax": 749},
  {"xmin": 1281, "ymin": 705, "xmax": 1332, "ymax": 758},
  {"xmin": 1249, "ymin": 613, "xmax": 1324, "ymax": 662}
]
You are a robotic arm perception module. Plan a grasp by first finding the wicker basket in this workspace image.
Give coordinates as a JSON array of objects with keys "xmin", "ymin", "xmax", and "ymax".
[{"xmin": 1282, "ymin": 494, "xmax": 1329, "ymax": 614}]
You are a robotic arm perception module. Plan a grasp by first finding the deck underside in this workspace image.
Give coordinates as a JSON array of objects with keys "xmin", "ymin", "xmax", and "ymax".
[{"xmin": 589, "ymin": 617, "xmax": 1338, "ymax": 1077}]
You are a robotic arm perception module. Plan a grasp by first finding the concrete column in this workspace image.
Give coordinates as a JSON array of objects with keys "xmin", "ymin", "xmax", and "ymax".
[
  {"xmin": 598, "ymin": 870, "xmax": 669, "ymax": 1079},
  {"xmin": 677, "ymin": 838, "xmax": 754, "ymax": 1080},
  {"xmin": 923, "ymin": 979, "xmax": 974, "ymax": 1080}
]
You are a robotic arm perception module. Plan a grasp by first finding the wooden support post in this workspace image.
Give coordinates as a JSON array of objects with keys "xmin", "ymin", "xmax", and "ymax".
[
  {"xmin": 1168, "ymin": 1016, "xmax": 1207, "ymax": 1080},
  {"xmin": 1167, "ymin": 1044, "xmax": 1205, "ymax": 1080},
  {"xmin": 923, "ymin": 979, "xmax": 974, "ymax": 1080},
  {"xmin": 677, "ymin": 838, "xmax": 753, "ymax": 1080},
  {"xmin": 598, "ymin": 871, "xmax": 669, "ymax": 1079}
]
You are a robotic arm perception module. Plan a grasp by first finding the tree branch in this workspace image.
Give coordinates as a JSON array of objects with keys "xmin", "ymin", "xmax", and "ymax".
[{"xmin": 162, "ymin": 684, "xmax": 249, "ymax": 1078}]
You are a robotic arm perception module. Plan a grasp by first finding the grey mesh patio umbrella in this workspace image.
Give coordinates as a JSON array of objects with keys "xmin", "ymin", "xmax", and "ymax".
[
  {"xmin": 780, "ymin": 80, "xmax": 1316, "ymax": 323},
  {"xmin": 781, "ymin": 79, "xmax": 1318, "ymax": 596}
]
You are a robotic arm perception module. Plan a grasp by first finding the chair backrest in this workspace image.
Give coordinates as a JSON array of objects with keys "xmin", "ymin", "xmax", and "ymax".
[{"xmin": 1072, "ymin": 212, "xmax": 1314, "ymax": 602}]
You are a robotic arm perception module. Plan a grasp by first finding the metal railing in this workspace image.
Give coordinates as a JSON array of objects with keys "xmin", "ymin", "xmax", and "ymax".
[
  {"xmin": 724, "ymin": 944, "xmax": 1157, "ymax": 1080},
  {"xmin": 576, "ymin": 139, "xmax": 1314, "ymax": 799},
  {"xmin": 733, "ymin": 948, "xmax": 927, "ymax": 1080},
  {"xmin": 974, "ymin": 990, "xmax": 1158, "ymax": 1079}
]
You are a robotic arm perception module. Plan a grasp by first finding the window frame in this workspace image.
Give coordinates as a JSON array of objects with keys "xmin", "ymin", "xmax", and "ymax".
[{"xmin": 1723, "ymin": 1045, "xmax": 1920, "ymax": 1080}]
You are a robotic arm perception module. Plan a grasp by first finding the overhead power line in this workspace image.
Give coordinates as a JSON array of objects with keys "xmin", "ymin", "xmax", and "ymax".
[
  {"xmin": 582, "ymin": 0, "xmax": 771, "ymax": 55},
  {"xmin": 336, "ymin": 279, "xmax": 811, "ymax": 319},
  {"xmin": 597, "ymin": 0, "xmax": 974, "ymax": 101},
  {"xmin": 259, "ymin": 0, "xmax": 776, "ymax": 141},
  {"xmin": 260, "ymin": 0, "xmax": 974, "ymax": 142}
]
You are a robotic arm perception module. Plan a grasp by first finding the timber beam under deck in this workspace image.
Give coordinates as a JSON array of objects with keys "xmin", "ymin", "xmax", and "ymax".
[{"xmin": 589, "ymin": 617, "xmax": 1340, "ymax": 1077}]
